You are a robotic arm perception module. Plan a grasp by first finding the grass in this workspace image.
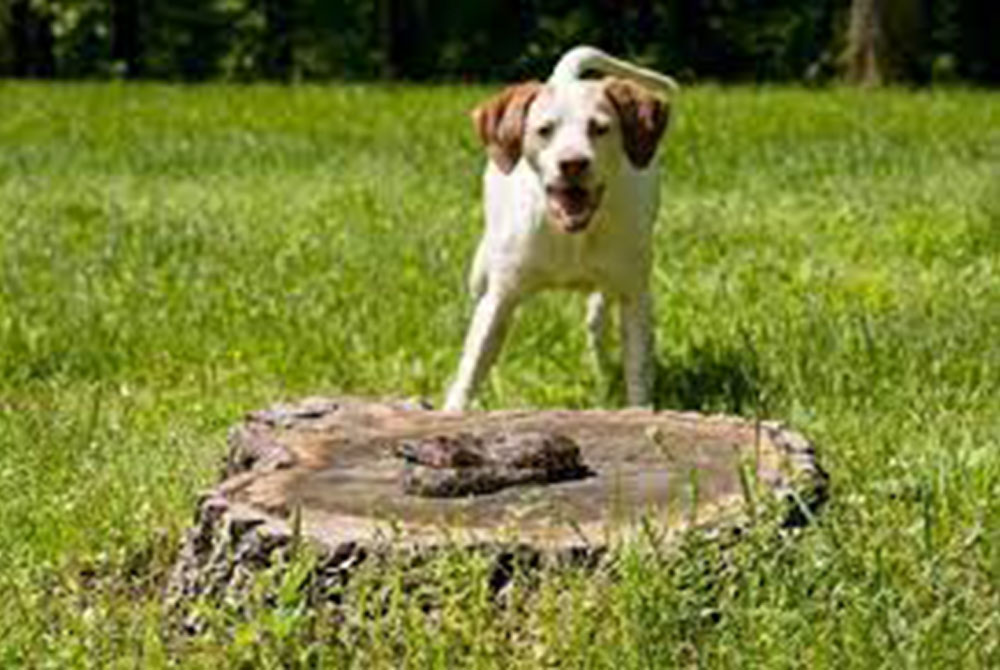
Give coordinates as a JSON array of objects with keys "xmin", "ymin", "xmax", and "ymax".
[{"xmin": 0, "ymin": 80, "xmax": 998, "ymax": 668}]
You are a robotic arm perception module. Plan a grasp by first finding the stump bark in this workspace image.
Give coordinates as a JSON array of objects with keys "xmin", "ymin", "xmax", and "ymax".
[{"xmin": 169, "ymin": 397, "xmax": 827, "ymax": 604}]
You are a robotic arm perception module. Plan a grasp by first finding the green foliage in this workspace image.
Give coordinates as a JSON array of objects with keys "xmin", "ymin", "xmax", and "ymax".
[
  {"xmin": 0, "ymin": 83, "xmax": 998, "ymax": 666},
  {"xmin": 0, "ymin": 0, "xmax": 996, "ymax": 82}
]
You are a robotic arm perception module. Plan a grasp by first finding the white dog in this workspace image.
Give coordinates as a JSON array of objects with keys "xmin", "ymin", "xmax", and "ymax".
[{"xmin": 444, "ymin": 46, "xmax": 678, "ymax": 411}]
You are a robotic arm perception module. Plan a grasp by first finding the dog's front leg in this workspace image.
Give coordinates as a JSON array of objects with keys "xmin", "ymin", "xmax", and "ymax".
[
  {"xmin": 586, "ymin": 292, "xmax": 612, "ymax": 378},
  {"xmin": 620, "ymin": 291, "xmax": 655, "ymax": 407},
  {"xmin": 444, "ymin": 290, "xmax": 518, "ymax": 411}
]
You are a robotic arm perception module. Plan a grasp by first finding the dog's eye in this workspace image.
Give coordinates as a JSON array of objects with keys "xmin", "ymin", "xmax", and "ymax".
[
  {"xmin": 589, "ymin": 120, "xmax": 610, "ymax": 137},
  {"xmin": 537, "ymin": 122, "xmax": 555, "ymax": 140}
]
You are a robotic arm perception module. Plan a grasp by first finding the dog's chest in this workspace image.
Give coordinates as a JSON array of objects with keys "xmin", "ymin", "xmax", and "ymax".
[{"xmin": 517, "ymin": 212, "xmax": 648, "ymax": 293}]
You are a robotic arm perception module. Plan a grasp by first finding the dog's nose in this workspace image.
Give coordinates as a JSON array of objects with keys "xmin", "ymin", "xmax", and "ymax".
[{"xmin": 558, "ymin": 156, "xmax": 591, "ymax": 179}]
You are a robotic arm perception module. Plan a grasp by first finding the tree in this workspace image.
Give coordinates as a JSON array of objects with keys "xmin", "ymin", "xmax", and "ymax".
[
  {"xmin": 376, "ymin": 0, "xmax": 432, "ymax": 80},
  {"xmin": 110, "ymin": 0, "xmax": 142, "ymax": 77},
  {"xmin": 259, "ymin": 0, "xmax": 293, "ymax": 79},
  {"xmin": 843, "ymin": 0, "xmax": 927, "ymax": 85},
  {"xmin": 7, "ymin": 0, "xmax": 56, "ymax": 76},
  {"xmin": 951, "ymin": 0, "xmax": 999, "ymax": 83}
]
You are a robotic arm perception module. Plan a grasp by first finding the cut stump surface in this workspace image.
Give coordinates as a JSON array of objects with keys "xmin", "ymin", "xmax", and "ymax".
[
  {"xmin": 171, "ymin": 397, "xmax": 826, "ymax": 603},
  {"xmin": 220, "ymin": 397, "xmax": 826, "ymax": 547}
]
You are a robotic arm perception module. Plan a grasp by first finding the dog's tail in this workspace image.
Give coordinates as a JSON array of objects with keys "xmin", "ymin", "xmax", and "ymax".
[{"xmin": 549, "ymin": 45, "xmax": 679, "ymax": 95}]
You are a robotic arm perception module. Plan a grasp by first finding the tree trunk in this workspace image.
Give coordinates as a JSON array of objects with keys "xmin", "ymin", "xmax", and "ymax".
[
  {"xmin": 261, "ymin": 0, "xmax": 294, "ymax": 80},
  {"xmin": 9, "ymin": 0, "xmax": 55, "ymax": 77},
  {"xmin": 376, "ymin": 0, "xmax": 394, "ymax": 78},
  {"xmin": 111, "ymin": 0, "xmax": 143, "ymax": 78},
  {"xmin": 843, "ymin": 0, "xmax": 926, "ymax": 85},
  {"xmin": 380, "ymin": 0, "xmax": 430, "ymax": 80}
]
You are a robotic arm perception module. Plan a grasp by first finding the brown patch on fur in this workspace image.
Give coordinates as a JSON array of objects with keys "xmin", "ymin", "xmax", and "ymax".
[
  {"xmin": 471, "ymin": 81, "xmax": 543, "ymax": 173},
  {"xmin": 603, "ymin": 78, "xmax": 670, "ymax": 169}
]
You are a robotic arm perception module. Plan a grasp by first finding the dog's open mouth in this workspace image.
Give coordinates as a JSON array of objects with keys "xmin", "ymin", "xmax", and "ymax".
[{"xmin": 546, "ymin": 183, "xmax": 604, "ymax": 233}]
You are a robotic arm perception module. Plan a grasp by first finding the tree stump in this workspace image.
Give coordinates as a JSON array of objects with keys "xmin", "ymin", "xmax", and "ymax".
[{"xmin": 169, "ymin": 397, "xmax": 826, "ymax": 604}]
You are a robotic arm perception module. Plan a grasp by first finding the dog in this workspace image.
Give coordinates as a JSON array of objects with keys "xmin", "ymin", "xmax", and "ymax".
[{"xmin": 444, "ymin": 46, "xmax": 678, "ymax": 411}]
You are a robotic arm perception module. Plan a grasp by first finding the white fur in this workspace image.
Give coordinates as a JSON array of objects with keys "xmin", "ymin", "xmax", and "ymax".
[
  {"xmin": 444, "ymin": 47, "xmax": 675, "ymax": 411},
  {"xmin": 549, "ymin": 45, "xmax": 679, "ymax": 93}
]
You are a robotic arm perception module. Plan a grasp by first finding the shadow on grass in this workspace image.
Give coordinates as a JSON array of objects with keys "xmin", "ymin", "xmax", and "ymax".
[{"xmin": 652, "ymin": 345, "xmax": 768, "ymax": 415}]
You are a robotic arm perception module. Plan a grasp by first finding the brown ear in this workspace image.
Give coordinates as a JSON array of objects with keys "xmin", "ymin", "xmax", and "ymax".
[
  {"xmin": 471, "ymin": 81, "xmax": 543, "ymax": 173},
  {"xmin": 604, "ymin": 78, "xmax": 670, "ymax": 169}
]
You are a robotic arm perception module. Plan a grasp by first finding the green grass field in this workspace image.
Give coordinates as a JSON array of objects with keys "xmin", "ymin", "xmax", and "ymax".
[{"xmin": 0, "ymin": 82, "xmax": 998, "ymax": 668}]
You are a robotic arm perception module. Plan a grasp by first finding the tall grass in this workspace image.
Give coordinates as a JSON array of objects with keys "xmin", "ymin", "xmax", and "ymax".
[{"xmin": 0, "ymin": 82, "xmax": 997, "ymax": 667}]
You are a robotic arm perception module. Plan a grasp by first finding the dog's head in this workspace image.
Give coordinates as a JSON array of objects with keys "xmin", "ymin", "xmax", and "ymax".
[{"xmin": 473, "ymin": 78, "xmax": 670, "ymax": 234}]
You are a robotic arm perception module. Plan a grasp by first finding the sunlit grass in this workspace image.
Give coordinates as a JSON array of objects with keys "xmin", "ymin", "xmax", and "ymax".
[{"xmin": 0, "ymin": 82, "xmax": 998, "ymax": 667}]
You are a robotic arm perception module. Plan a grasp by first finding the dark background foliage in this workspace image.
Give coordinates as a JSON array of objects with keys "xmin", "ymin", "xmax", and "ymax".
[{"xmin": 0, "ymin": 0, "xmax": 996, "ymax": 83}]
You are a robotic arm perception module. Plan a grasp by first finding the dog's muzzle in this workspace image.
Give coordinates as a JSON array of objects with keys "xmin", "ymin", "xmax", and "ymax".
[{"xmin": 545, "ymin": 182, "xmax": 604, "ymax": 233}]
